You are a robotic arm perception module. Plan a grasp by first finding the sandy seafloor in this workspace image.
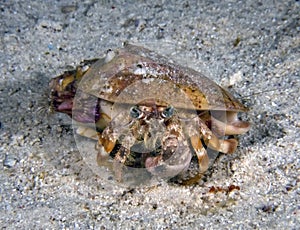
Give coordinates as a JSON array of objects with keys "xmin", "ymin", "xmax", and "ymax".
[{"xmin": 0, "ymin": 0, "xmax": 299, "ymax": 229}]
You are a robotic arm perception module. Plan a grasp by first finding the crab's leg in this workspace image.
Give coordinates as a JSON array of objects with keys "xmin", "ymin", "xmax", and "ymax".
[
  {"xmin": 97, "ymin": 110, "xmax": 132, "ymax": 153},
  {"xmin": 172, "ymin": 134, "xmax": 209, "ymax": 185},
  {"xmin": 112, "ymin": 146, "xmax": 132, "ymax": 182},
  {"xmin": 199, "ymin": 111, "xmax": 250, "ymax": 136},
  {"xmin": 211, "ymin": 111, "xmax": 251, "ymax": 136},
  {"xmin": 205, "ymin": 112, "xmax": 249, "ymax": 154},
  {"xmin": 95, "ymin": 124, "xmax": 118, "ymax": 168},
  {"xmin": 189, "ymin": 116, "xmax": 239, "ymax": 154},
  {"xmin": 96, "ymin": 129, "xmax": 125, "ymax": 182},
  {"xmin": 190, "ymin": 135, "xmax": 209, "ymax": 173},
  {"xmin": 205, "ymin": 133, "xmax": 238, "ymax": 154},
  {"xmin": 98, "ymin": 121, "xmax": 137, "ymax": 182},
  {"xmin": 96, "ymin": 139, "xmax": 127, "ymax": 182}
]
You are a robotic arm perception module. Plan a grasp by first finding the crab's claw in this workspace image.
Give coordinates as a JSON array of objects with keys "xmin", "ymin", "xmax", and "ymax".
[
  {"xmin": 145, "ymin": 134, "xmax": 192, "ymax": 179},
  {"xmin": 144, "ymin": 117, "xmax": 193, "ymax": 179}
]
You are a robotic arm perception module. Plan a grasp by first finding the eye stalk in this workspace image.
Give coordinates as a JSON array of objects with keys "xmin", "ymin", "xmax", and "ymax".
[
  {"xmin": 130, "ymin": 106, "xmax": 143, "ymax": 119},
  {"xmin": 161, "ymin": 106, "xmax": 174, "ymax": 118}
]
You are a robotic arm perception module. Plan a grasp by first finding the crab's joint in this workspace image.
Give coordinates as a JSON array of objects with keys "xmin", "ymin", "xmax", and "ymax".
[
  {"xmin": 98, "ymin": 134, "xmax": 116, "ymax": 153},
  {"xmin": 220, "ymin": 138, "xmax": 238, "ymax": 154},
  {"xmin": 114, "ymin": 146, "xmax": 131, "ymax": 164},
  {"xmin": 204, "ymin": 132, "xmax": 238, "ymax": 154},
  {"xmin": 190, "ymin": 135, "xmax": 202, "ymax": 152}
]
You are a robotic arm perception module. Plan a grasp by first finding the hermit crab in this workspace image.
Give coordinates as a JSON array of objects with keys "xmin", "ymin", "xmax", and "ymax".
[{"xmin": 49, "ymin": 44, "xmax": 250, "ymax": 185}]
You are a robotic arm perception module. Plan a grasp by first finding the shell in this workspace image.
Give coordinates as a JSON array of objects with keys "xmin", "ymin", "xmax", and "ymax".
[{"xmin": 78, "ymin": 44, "xmax": 247, "ymax": 112}]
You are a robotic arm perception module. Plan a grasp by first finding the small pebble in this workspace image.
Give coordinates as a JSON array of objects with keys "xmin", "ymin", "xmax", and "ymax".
[
  {"xmin": 3, "ymin": 154, "xmax": 18, "ymax": 168},
  {"xmin": 156, "ymin": 27, "xmax": 164, "ymax": 39}
]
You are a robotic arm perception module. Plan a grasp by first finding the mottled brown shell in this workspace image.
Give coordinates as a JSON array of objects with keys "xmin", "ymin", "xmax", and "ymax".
[{"xmin": 78, "ymin": 44, "xmax": 247, "ymax": 112}]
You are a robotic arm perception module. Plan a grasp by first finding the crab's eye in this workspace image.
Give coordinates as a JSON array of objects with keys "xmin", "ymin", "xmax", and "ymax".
[
  {"xmin": 161, "ymin": 106, "xmax": 174, "ymax": 118},
  {"xmin": 130, "ymin": 106, "xmax": 143, "ymax": 119}
]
